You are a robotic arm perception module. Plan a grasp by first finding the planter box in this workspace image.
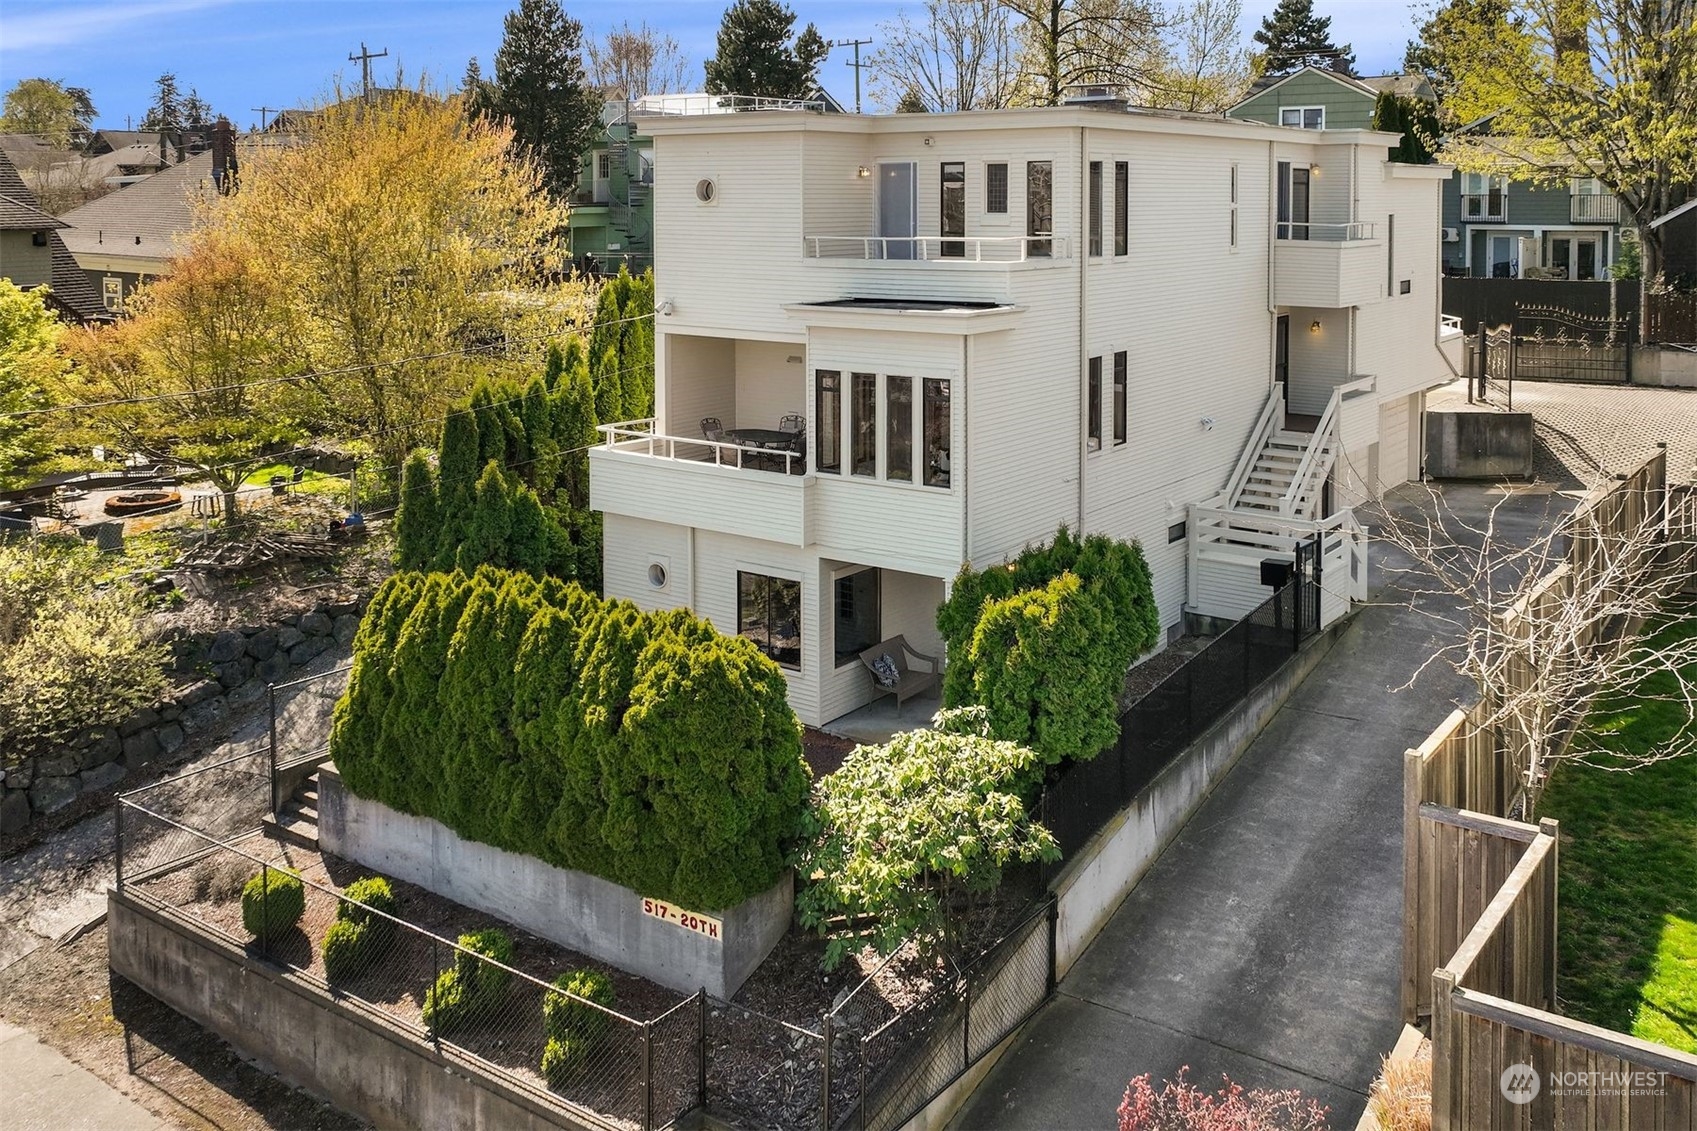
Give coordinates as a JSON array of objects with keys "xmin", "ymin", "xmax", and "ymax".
[{"xmin": 317, "ymin": 764, "xmax": 792, "ymax": 998}]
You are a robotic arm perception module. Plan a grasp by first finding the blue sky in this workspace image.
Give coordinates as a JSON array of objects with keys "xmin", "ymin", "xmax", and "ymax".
[{"xmin": 0, "ymin": 0, "xmax": 1421, "ymax": 129}]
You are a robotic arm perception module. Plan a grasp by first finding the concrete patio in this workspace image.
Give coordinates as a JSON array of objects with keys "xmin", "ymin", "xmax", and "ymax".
[{"xmin": 821, "ymin": 690, "xmax": 943, "ymax": 745}]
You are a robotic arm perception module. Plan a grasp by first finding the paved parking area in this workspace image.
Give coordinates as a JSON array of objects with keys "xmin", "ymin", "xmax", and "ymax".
[{"xmin": 1427, "ymin": 378, "xmax": 1697, "ymax": 487}]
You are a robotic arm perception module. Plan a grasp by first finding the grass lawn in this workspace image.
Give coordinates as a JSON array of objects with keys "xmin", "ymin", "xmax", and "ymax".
[
  {"xmin": 1539, "ymin": 601, "xmax": 1697, "ymax": 1053},
  {"xmin": 241, "ymin": 462, "xmax": 350, "ymax": 500}
]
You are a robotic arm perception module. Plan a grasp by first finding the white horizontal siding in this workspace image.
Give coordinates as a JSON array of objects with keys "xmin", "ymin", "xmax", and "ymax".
[
  {"xmin": 1284, "ymin": 307, "xmax": 1350, "ymax": 414},
  {"xmin": 810, "ymin": 477, "xmax": 963, "ymax": 576},
  {"xmin": 1193, "ymin": 551, "xmax": 1277, "ymax": 621},
  {"xmin": 602, "ymin": 514, "xmax": 693, "ymax": 613},
  {"xmin": 589, "ymin": 448, "xmax": 806, "ymax": 545},
  {"xmin": 662, "ymin": 334, "xmax": 735, "ymax": 437},
  {"xmin": 1275, "ymin": 239, "xmax": 1385, "ymax": 307},
  {"xmin": 1378, "ymin": 394, "xmax": 1412, "ymax": 493}
]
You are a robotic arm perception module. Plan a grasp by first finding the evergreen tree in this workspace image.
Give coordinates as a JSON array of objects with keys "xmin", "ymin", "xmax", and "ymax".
[
  {"xmin": 541, "ymin": 341, "xmax": 567, "ymax": 391},
  {"xmin": 1253, "ymin": 0, "xmax": 1354, "ymax": 76},
  {"xmin": 457, "ymin": 462, "xmax": 516, "ymax": 573},
  {"xmin": 895, "ymin": 86, "xmax": 929, "ymax": 114},
  {"xmin": 491, "ymin": 0, "xmax": 603, "ymax": 199},
  {"xmin": 139, "ymin": 72, "xmax": 185, "ymax": 131},
  {"xmin": 460, "ymin": 56, "xmax": 498, "ymax": 121},
  {"xmin": 592, "ymin": 344, "xmax": 623, "ymax": 426},
  {"xmin": 553, "ymin": 352, "xmax": 598, "ymax": 509},
  {"xmin": 394, "ymin": 451, "xmax": 443, "ymax": 570},
  {"xmin": 438, "ymin": 409, "xmax": 482, "ymax": 510},
  {"xmin": 1371, "ymin": 92, "xmax": 1439, "ymax": 164},
  {"xmin": 703, "ymin": 0, "xmax": 829, "ymax": 100},
  {"xmin": 586, "ymin": 284, "xmax": 623, "ymax": 372},
  {"xmin": 182, "ymin": 88, "xmax": 214, "ymax": 129}
]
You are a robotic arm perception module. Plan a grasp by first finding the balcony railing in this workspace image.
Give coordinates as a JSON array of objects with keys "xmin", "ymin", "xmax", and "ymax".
[
  {"xmin": 1461, "ymin": 194, "xmax": 1507, "ymax": 223},
  {"xmin": 596, "ymin": 420, "xmax": 803, "ymax": 474},
  {"xmin": 803, "ymin": 235, "xmax": 1071, "ymax": 262},
  {"xmin": 1570, "ymin": 194, "xmax": 1621, "ymax": 224},
  {"xmin": 1276, "ymin": 221, "xmax": 1377, "ymax": 242}
]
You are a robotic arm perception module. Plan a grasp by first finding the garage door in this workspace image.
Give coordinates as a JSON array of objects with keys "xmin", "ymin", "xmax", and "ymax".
[{"xmin": 1378, "ymin": 395, "xmax": 1410, "ymax": 493}]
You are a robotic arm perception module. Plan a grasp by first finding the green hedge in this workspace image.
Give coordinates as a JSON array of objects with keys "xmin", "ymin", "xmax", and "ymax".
[
  {"xmin": 329, "ymin": 568, "xmax": 810, "ymax": 911},
  {"xmin": 937, "ymin": 527, "xmax": 1159, "ymax": 764},
  {"xmin": 241, "ymin": 868, "xmax": 305, "ymax": 941}
]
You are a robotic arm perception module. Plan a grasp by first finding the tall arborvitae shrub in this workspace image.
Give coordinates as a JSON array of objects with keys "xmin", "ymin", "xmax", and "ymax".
[
  {"xmin": 592, "ymin": 343, "xmax": 623, "ymax": 426},
  {"xmin": 328, "ymin": 570, "xmax": 810, "ymax": 910},
  {"xmin": 455, "ymin": 462, "xmax": 515, "ymax": 573},
  {"xmin": 394, "ymin": 452, "xmax": 441, "ymax": 571},
  {"xmin": 937, "ymin": 527, "xmax": 1160, "ymax": 763}
]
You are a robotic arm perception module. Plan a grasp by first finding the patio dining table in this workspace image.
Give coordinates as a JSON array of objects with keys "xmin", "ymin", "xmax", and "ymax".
[{"xmin": 725, "ymin": 428, "xmax": 801, "ymax": 450}]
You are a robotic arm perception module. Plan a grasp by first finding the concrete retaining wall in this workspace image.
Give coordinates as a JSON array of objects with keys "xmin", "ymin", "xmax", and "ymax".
[
  {"xmin": 318, "ymin": 765, "xmax": 791, "ymax": 998},
  {"xmin": 108, "ymin": 889, "xmax": 598, "ymax": 1131},
  {"xmin": 0, "ymin": 599, "xmax": 363, "ymax": 836},
  {"xmin": 1049, "ymin": 618, "xmax": 1343, "ymax": 978},
  {"xmin": 1633, "ymin": 345, "xmax": 1697, "ymax": 389},
  {"xmin": 1424, "ymin": 411, "xmax": 1535, "ymax": 480}
]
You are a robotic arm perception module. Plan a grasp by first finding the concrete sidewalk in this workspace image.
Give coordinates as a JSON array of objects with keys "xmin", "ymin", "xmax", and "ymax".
[
  {"xmin": 0, "ymin": 1020, "xmax": 171, "ymax": 1131},
  {"xmin": 951, "ymin": 484, "xmax": 1566, "ymax": 1130}
]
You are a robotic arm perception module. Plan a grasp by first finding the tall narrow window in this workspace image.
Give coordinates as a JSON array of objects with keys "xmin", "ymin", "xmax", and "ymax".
[
  {"xmin": 1114, "ymin": 161, "xmax": 1128, "ymax": 255},
  {"xmin": 887, "ymin": 376, "xmax": 914, "ymax": 482},
  {"xmin": 1277, "ymin": 161, "xmax": 1310, "ymax": 240},
  {"xmin": 985, "ymin": 162, "xmax": 1008, "ymax": 214},
  {"xmin": 941, "ymin": 162, "xmax": 966, "ymax": 258},
  {"xmin": 851, "ymin": 372, "xmax": 877, "ymax": 477},
  {"xmin": 1386, "ymin": 214, "xmax": 1395, "ymax": 296},
  {"xmin": 1087, "ymin": 356, "xmax": 1102, "ymax": 451},
  {"xmin": 1112, "ymin": 351, "xmax": 1127, "ymax": 446},
  {"xmin": 922, "ymin": 379, "xmax": 951, "ymax": 487},
  {"xmin": 1229, "ymin": 163, "xmax": 1239, "ymax": 249},
  {"xmin": 1027, "ymin": 160, "xmax": 1052, "ymax": 257},
  {"xmin": 738, "ymin": 572, "xmax": 801, "ymax": 670},
  {"xmin": 834, "ymin": 570, "xmax": 880, "ymax": 667},
  {"xmin": 1088, "ymin": 160, "xmax": 1103, "ymax": 256},
  {"xmin": 816, "ymin": 370, "xmax": 841, "ymax": 474}
]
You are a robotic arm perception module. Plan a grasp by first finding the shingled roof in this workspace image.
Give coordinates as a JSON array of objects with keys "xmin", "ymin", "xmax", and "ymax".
[
  {"xmin": 0, "ymin": 148, "xmax": 107, "ymax": 322},
  {"xmin": 0, "ymin": 191, "xmax": 65, "ymax": 231},
  {"xmin": 58, "ymin": 150, "xmax": 212, "ymax": 266}
]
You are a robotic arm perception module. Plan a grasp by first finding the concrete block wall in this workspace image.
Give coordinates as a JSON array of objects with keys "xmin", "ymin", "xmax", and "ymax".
[{"xmin": 0, "ymin": 599, "xmax": 364, "ymax": 836}]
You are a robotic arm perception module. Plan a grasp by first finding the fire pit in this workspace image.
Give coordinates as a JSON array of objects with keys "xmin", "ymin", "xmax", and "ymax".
[{"xmin": 104, "ymin": 490, "xmax": 182, "ymax": 517}]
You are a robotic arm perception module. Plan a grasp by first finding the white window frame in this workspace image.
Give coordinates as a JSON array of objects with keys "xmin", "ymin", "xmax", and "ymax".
[
  {"xmin": 822, "ymin": 366, "xmax": 957, "ymax": 491},
  {"xmin": 982, "ymin": 160, "xmax": 1011, "ymax": 223},
  {"xmin": 1229, "ymin": 163, "xmax": 1239, "ymax": 251},
  {"xmin": 1570, "ymin": 176, "xmax": 1603, "ymax": 196},
  {"xmin": 596, "ymin": 151, "xmax": 611, "ymax": 179},
  {"xmin": 1280, "ymin": 106, "xmax": 1325, "ymax": 130}
]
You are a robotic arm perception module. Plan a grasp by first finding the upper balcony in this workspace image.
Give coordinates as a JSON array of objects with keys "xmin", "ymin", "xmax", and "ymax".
[
  {"xmin": 1461, "ymin": 193, "xmax": 1507, "ymax": 224},
  {"xmin": 802, "ymin": 235, "xmax": 1072, "ymax": 266},
  {"xmin": 1570, "ymin": 194, "xmax": 1621, "ymax": 225},
  {"xmin": 1274, "ymin": 222, "xmax": 1384, "ymax": 309}
]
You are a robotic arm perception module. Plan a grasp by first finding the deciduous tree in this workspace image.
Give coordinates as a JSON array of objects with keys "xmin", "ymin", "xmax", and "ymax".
[
  {"xmin": 0, "ymin": 78, "xmax": 95, "ymax": 147},
  {"xmin": 703, "ymin": 0, "xmax": 829, "ymax": 100},
  {"xmin": 1252, "ymin": 0, "xmax": 1355, "ymax": 76},
  {"xmin": 869, "ymin": 0, "xmax": 1021, "ymax": 111},
  {"xmin": 587, "ymin": 20, "xmax": 692, "ymax": 99},
  {"xmin": 491, "ymin": 0, "xmax": 603, "ymax": 198},
  {"xmin": 1000, "ymin": 0, "xmax": 1169, "ymax": 106},
  {"xmin": 0, "ymin": 280, "xmax": 69, "ymax": 489},
  {"xmin": 1146, "ymin": 0, "xmax": 1253, "ymax": 112}
]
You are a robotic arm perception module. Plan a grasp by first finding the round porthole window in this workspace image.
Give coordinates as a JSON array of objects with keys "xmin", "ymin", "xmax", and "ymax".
[
  {"xmin": 647, "ymin": 562, "xmax": 668, "ymax": 588},
  {"xmin": 695, "ymin": 178, "xmax": 716, "ymax": 203}
]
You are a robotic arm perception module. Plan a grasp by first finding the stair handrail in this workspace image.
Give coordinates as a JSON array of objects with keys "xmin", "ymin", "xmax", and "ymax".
[
  {"xmin": 1221, "ymin": 387, "xmax": 1285, "ymax": 510},
  {"xmin": 1282, "ymin": 388, "xmax": 1340, "ymax": 515}
]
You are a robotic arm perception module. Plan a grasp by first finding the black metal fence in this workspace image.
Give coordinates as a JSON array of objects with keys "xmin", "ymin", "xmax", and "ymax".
[{"xmin": 1039, "ymin": 573, "xmax": 1321, "ymax": 863}]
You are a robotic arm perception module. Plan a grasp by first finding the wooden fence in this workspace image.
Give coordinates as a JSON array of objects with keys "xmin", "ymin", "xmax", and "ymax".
[
  {"xmin": 1647, "ymin": 291, "xmax": 1697, "ymax": 345},
  {"xmin": 1425, "ymin": 807, "xmax": 1697, "ymax": 1129}
]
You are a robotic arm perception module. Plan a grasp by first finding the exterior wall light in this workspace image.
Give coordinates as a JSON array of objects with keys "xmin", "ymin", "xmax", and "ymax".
[
  {"xmin": 1309, "ymin": 163, "xmax": 1322, "ymax": 178},
  {"xmin": 1310, "ymin": 319, "xmax": 1322, "ymax": 333},
  {"xmin": 857, "ymin": 166, "xmax": 871, "ymax": 178}
]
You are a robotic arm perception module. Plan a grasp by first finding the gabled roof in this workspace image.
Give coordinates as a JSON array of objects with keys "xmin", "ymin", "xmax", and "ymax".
[
  {"xmin": 0, "ymin": 149, "xmax": 108, "ymax": 322},
  {"xmin": 1360, "ymin": 74, "xmax": 1435, "ymax": 101},
  {"xmin": 58, "ymin": 150, "xmax": 213, "ymax": 264},
  {"xmin": 0, "ymin": 192, "xmax": 65, "ymax": 230},
  {"xmin": 1233, "ymin": 67, "xmax": 1435, "ymax": 113},
  {"xmin": 1650, "ymin": 199, "xmax": 1697, "ymax": 229}
]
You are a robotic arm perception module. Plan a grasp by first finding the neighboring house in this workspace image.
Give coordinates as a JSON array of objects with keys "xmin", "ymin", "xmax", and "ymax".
[
  {"xmin": 1228, "ymin": 66, "xmax": 1434, "ymax": 133},
  {"xmin": 1649, "ymin": 199, "xmax": 1696, "ymax": 287},
  {"xmin": 588, "ymin": 102, "xmax": 1457, "ymax": 727},
  {"xmin": 568, "ymin": 93, "xmax": 838, "ymax": 275},
  {"xmin": 57, "ymin": 150, "xmax": 215, "ymax": 312},
  {"xmin": 0, "ymin": 149, "xmax": 108, "ymax": 322}
]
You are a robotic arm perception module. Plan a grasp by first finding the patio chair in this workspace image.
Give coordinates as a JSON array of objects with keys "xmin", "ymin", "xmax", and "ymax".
[
  {"xmin": 857, "ymin": 635, "xmax": 941, "ymax": 710},
  {"xmin": 778, "ymin": 414, "xmax": 806, "ymax": 434},
  {"xmin": 700, "ymin": 417, "xmax": 725, "ymax": 442}
]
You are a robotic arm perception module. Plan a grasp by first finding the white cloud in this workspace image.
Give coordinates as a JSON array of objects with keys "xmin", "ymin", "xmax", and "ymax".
[{"xmin": 2, "ymin": 0, "xmax": 235, "ymax": 53}]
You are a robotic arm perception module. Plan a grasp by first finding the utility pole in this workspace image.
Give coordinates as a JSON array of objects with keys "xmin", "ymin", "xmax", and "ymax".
[
  {"xmin": 251, "ymin": 106, "xmax": 280, "ymax": 130},
  {"xmin": 830, "ymin": 38, "xmax": 873, "ymax": 114},
  {"xmin": 348, "ymin": 42, "xmax": 389, "ymax": 105}
]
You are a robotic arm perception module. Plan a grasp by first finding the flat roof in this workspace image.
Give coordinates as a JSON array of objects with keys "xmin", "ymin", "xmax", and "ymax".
[{"xmin": 801, "ymin": 297, "xmax": 1012, "ymax": 314}]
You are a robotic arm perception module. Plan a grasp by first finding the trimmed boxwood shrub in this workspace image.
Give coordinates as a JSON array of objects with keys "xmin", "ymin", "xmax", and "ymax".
[
  {"xmin": 329, "ymin": 568, "xmax": 810, "ymax": 911},
  {"xmin": 422, "ymin": 928, "xmax": 513, "ymax": 1036},
  {"xmin": 540, "ymin": 1035, "xmax": 589, "ymax": 1087},
  {"xmin": 937, "ymin": 526, "xmax": 1160, "ymax": 764},
  {"xmin": 543, "ymin": 968, "xmax": 615, "ymax": 1044},
  {"xmin": 240, "ymin": 868, "xmax": 304, "ymax": 941},
  {"xmin": 321, "ymin": 875, "xmax": 398, "ymax": 981},
  {"xmin": 322, "ymin": 918, "xmax": 372, "ymax": 982}
]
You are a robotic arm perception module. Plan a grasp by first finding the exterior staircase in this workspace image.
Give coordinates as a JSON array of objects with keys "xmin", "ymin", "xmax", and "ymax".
[
  {"xmin": 263, "ymin": 771, "xmax": 320, "ymax": 849},
  {"xmin": 1232, "ymin": 428, "xmax": 1333, "ymax": 520}
]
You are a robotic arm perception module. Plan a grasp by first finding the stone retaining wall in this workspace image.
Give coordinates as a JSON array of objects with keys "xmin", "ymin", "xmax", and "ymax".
[{"xmin": 0, "ymin": 599, "xmax": 365, "ymax": 836}]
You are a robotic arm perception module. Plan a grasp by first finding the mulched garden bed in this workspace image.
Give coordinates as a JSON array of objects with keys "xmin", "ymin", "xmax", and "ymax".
[
  {"xmin": 131, "ymin": 835, "xmax": 1021, "ymax": 1131},
  {"xmin": 801, "ymin": 726, "xmax": 858, "ymax": 777}
]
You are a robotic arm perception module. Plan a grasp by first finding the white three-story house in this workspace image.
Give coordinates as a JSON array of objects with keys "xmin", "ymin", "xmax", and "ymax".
[{"xmin": 589, "ymin": 98, "xmax": 1461, "ymax": 728}]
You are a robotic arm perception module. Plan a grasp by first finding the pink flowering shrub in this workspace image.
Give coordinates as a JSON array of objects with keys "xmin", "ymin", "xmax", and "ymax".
[{"xmin": 1118, "ymin": 1068, "xmax": 1330, "ymax": 1131}]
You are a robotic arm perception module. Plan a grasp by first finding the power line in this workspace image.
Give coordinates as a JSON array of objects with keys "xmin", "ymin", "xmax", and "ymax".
[
  {"xmin": 830, "ymin": 38, "xmax": 874, "ymax": 114},
  {"xmin": 4, "ymin": 310, "xmax": 657, "ymax": 420},
  {"xmin": 349, "ymin": 43, "xmax": 389, "ymax": 105}
]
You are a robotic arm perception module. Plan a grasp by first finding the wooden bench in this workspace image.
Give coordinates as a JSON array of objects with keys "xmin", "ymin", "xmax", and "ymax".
[{"xmin": 857, "ymin": 635, "xmax": 942, "ymax": 709}]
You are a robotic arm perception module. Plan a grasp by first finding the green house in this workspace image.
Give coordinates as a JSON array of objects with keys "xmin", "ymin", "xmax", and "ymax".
[
  {"xmin": 568, "ymin": 101, "xmax": 654, "ymax": 275},
  {"xmin": 1227, "ymin": 66, "xmax": 1433, "ymax": 133}
]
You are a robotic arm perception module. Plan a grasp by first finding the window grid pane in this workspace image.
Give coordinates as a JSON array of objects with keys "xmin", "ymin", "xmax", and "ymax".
[
  {"xmin": 941, "ymin": 162, "xmax": 965, "ymax": 257},
  {"xmin": 851, "ymin": 372, "xmax": 877, "ymax": 477},
  {"xmin": 1027, "ymin": 161, "xmax": 1052, "ymax": 257},
  {"xmin": 887, "ymin": 376, "xmax": 914, "ymax": 482},
  {"xmin": 1087, "ymin": 356, "xmax": 1102, "ymax": 450},
  {"xmin": 923, "ymin": 379, "xmax": 951, "ymax": 487},
  {"xmin": 1113, "ymin": 351, "xmax": 1127, "ymax": 445},
  {"xmin": 1114, "ymin": 161, "xmax": 1129, "ymax": 255},
  {"xmin": 834, "ymin": 570, "xmax": 880, "ymax": 667},
  {"xmin": 738, "ymin": 571, "xmax": 801, "ymax": 670},
  {"xmin": 816, "ymin": 371, "xmax": 841, "ymax": 473},
  {"xmin": 1088, "ymin": 161, "xmax": 1103, "ymax": 257},
  {"xmin": 985, "ymin": 163, "xmax": 1008, "ymax": 213}
]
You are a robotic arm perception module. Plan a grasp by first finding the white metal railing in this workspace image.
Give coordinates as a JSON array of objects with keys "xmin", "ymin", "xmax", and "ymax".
[
  {"xmin": 1277, "ymin": 221, "xmax": 1377, "ymax": 242},
  {"xmin": 1215, "ymin": 387, "xmax": 1287, "ymax": 510},
  {"xmin": 1462, "ymin": 194, "xmax": 1507, "ymax": 223},
  {"xmin": 1279, "ymin": 375, "xmax": 1372, "ymax": 516},
  {"xmin": 1188, "ymin": 503, "xmax": 1369, "ymax": 614},
  {"xmin": 802, "ymin": 235, "xmax": 1072, "ymax": 263},
  {"xmin": 632, "ymin": 93, "xmax": 826, "ymax": 117},
  {"xmin": 1569, "ymin": 194, "xmax": 1620, "ymax": 224},
  {"xmin": 1440, "ymin": 314, "xmax": 1464, "ymax": 338},
  {"xmin": 596, "ymin": 419, "xmax": 803, "ymax": 474}
]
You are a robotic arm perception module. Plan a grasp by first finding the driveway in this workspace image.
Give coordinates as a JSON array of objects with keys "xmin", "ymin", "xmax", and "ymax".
[{"xmin": 951, "ymin": 483, "xmax": 1569, "ymax": 1130}]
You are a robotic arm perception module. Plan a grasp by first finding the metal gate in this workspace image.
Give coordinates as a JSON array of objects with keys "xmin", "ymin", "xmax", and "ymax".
[
  {"xmin": 1511, "ymin": 304, "xmax": 1633, "ymax": 383},
  {"xmin": 1477, "ymin": 323, "xmax": 1516, "ymax": 406},
  {"xmin": 1294, "ymin": 534, "xmax": 1321, "ymax": 641}
]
